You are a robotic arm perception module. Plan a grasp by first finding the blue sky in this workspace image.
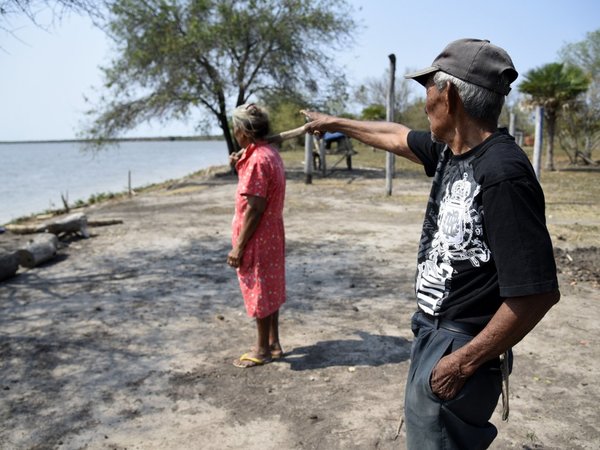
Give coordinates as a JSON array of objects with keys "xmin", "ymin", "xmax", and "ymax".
[{"xmin": 1, "ymin": 0, "xmax": 599, "ymax": 141}]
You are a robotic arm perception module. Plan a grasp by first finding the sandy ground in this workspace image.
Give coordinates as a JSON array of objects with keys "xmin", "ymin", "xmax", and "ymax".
[{"xmin": 1, "ymin": 166, "xmax": 599, "ymax": 450}]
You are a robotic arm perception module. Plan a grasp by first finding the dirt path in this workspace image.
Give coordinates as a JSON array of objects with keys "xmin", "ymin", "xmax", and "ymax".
[{"xmin": 1, "ymin": 167, "xmax": 598, "ymax": 449}]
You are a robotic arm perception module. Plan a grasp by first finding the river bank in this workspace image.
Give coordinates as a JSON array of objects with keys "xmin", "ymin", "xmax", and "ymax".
[
  {"xmin": 1, "ymin": 162, "xmax": 599, "ymax": 449},
  {"xmin": 0, "ymin": 139, "xmax": 228, "ymax": 225}
]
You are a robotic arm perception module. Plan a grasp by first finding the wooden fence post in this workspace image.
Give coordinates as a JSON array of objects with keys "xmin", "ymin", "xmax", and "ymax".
[
  {"xmin": 533, "ymin": 105, "xmax": 544, "ymax": 180},
  {"xmin": 386, "ymin": 54, "xmax": 396, "ymax": 196},
  {"xmin": 304, "ymin": 131, "xmax": 313, "ymax": 184},
  {"xmin": 509, "ymin": 112, "xmax": 516, "ymax": 137},
  {"xmin": 319, "ymin": 137, "xmax": 327, "ymax": 176}
]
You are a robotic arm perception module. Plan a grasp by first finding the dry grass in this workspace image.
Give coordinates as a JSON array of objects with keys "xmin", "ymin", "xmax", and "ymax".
[
  {"xmin": 279, "ymin": 141, "xmax": 600, "ymax": 249},
  {"xmin": 279, "ymin": 141, "xmax": 424, "ymax": 175}
]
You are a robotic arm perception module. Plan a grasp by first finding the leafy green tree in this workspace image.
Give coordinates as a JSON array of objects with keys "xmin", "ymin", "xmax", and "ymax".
[
  {"xmin": 559, "ymin": 29, "xmax": 600, "ymax": 164},
  {"xmin": 318, "ymin": 73, "xmax": 351, "ymax": 117},
  {"xmin": 399, "ymin": 98, "xmax": 429, "ymax": 131},
  {"xmin": 560, "ymin": 29, "xmax": 600, "ymax": 81},
  {"xmin": 361, "ymin": 104, "xmax": 386, "ymax": 121},
  {"xmin": 258, "ymin": 91, "xmax": 307, "ymax": 150},
  {"xmin": 519, "ymin": 63, "xmax": 589, "ymax": 170},
  {"xmin": 557, "ymin": 100, "xmax": 600, "ymax": 164},
  {"xmin": 83, "ymin": 0, "xmax": 356, "ymax": 154},
  {"xmin": 354, "ymin": 72, "xmax": 411, "ymax": 122}
]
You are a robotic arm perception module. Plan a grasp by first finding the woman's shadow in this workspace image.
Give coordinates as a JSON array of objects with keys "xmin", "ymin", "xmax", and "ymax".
[{"xmin": 280, "ymin": 330, "xmax": 411, "ymax": 371}]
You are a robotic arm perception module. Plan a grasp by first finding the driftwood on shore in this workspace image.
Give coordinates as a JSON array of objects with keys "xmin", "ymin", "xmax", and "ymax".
[
  {"xmin": 5, "ymin": 213, "xmax": 90, "ymax": 238},
  {"xmin": 87, "ymin": 218, "xmax": 124, "ymax": 227},
  {"xmin": 0, "ymin": 252, "xmax": 19, "ymax": 281},
  {"xmin": 16, "ymin": 233, "xmax": 59, "ymax": 269},
  {"xmin": 42, "ymin": 213, "xmax": 90, "ymax": 238},
  {"xmin": 4, "ymin": 224, "xmax": 41, "ymax": 235},
  {"xmin": 0, "ymin": 234, "xmax": 59, "ymax": 280},
  {"xmin": 0, "ymin": 213, "xmax": 125, "ymax": 281},
  {"xmin": 5, "ymin": 214, "xmax": 123, "ymax": 237}
]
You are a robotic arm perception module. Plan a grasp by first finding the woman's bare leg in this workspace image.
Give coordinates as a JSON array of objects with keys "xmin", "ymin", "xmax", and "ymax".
[
  {"xmin": 269, "ymin": 310, "xmax": 283, "ymax": 357},
  {"xmin": 233, "ymin": 314, "xmax": 272, "ymax": 368}
]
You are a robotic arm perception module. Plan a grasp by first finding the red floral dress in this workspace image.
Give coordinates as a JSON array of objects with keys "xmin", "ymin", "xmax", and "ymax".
[{"xmin": 232, "ymin": 142, "xmax": 286, "ymax": 318}]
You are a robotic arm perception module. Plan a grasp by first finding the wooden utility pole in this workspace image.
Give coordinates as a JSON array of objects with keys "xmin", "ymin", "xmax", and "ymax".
[
  {"xmin": 533, "ymin": 105, "xmax": 544, "ymax": 180},
  {"xmin": 385, "ymin": 54, "xmax": 396, "ymax": 196},
  {"xmin": 509, "ymin": 112, "xmax": 516, "ymax": 137},
  {"xmin": 304, "ymin": 131, "xmax": 313, "ymax": 184},
  {"xmin": 319, "ymin": 137, "xmax": 327, "ymax": 176}
]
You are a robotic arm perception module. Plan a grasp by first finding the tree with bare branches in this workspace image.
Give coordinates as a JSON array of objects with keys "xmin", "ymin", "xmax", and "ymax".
[{"xmin": 0, "ymin": 0, "xmax": 105, "ymax": 29}]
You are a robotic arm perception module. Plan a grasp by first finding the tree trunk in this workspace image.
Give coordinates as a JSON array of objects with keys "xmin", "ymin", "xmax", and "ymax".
[
  {"xmin": 215, "ymin": 87, "xmax": 238, "ymax": 156},
  {"xmin": 583, "ymin": 136, "xmax": 592, "ymax": 164},
  {"xmin": 0, "ymin": 252, "xmax": 19, "ymax": 281},
  {"xmin": 545, "ymin": 111, "xmax": 557, "ymax": 171},
  {"xmin": 17, "ymin": 233, "xmax": 59, "ymax": 268},
  {"xmin": 218, "ymin": 110, "xmax": 236, "ymax": 155}
]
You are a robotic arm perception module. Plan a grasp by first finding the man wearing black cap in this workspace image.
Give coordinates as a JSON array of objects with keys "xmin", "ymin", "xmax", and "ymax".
[{"xmin": 302, "ymin": 38, "xmax": 560, "ymax": 449}]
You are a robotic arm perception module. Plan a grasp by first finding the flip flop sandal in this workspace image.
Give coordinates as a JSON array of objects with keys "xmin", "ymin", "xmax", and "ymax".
[{"xmin": 233, "ymin": 352, "xmax": 271, "ymax": 368}]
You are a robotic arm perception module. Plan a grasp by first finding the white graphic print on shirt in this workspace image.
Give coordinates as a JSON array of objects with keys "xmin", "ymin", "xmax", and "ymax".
[{"xmin": 416, "ymin": 172, "xmax": 490, "ymax": 315}]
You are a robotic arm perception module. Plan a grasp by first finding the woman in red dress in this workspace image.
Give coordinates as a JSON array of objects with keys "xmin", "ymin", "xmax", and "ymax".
[{"xmin": 227, "ymin": 103, "xmax": 286, "ymax": 368}]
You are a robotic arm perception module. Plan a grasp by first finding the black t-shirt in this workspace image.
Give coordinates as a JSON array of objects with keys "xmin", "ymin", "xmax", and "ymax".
[{"xmin": 407, "ymin": 129, "xmax": 558, "ymax": 327}]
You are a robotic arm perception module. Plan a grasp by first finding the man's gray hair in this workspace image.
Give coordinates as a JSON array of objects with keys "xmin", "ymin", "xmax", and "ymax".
[{"xmin": 433, "ymin": 71, "xmax": 505, "ymax": 125}]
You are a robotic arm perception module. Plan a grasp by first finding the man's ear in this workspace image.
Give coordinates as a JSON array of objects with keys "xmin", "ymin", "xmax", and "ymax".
[{"xmin": 445, "ymin": 82, "xmax": 460, "ymax": 114}]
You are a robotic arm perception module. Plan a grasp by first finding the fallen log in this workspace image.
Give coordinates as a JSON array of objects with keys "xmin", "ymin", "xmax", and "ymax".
[
  {"xmin": 43, "ymin": 212, "xmax": 89, "ymax": 238},
  {"xmin": 6, "ymin": 213, "xmax": 90, "ymax": 237},
  {"xmin": 0, "ymin": 251, "xmax": 19, "ymax": 281},
  {"xmin": 6, "ymin": 214, "xmax": 118, "ymax": 235},
  {"xmin": 17, "ymin": 233, "xmax": 59, "ymax": 268},
  {"xmin": 87, "ymin": 218, "xmax": 124, "ymax": 227},
  {"xmin": 4, "ymin": 224, "xmax": 42, "ymax": 235}
]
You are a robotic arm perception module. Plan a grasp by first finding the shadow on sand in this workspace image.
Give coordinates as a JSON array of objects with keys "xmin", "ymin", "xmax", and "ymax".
[{"xmin": 281, "ymin": 330, "xmax": 411, "ymax": 371}]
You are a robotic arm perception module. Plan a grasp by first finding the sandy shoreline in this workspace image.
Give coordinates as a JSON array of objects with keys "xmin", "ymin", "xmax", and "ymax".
[{"xmin": 1, "ymin": 166, "xmax": 599, "ymax": 449}]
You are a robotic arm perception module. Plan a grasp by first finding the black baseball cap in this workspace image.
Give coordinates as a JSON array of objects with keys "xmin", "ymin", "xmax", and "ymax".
[{"xmin": 405, "ymin": 38, "xmax": 518, "ymax": 95}]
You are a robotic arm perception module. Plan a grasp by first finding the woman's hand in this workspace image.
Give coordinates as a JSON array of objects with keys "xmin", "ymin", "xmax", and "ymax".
[
  {"xmin": 229, "ymin": 149, "xmax": 244, "ymax": 167},
  {"xmin": 227, "ymin": 247, "xmax": 243, "ymax": 268}
]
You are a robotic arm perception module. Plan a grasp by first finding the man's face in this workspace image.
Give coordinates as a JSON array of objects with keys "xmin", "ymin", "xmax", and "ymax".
[{"xmin": 424, "ymin": 76, "xmax": 450, "ymax": 144}]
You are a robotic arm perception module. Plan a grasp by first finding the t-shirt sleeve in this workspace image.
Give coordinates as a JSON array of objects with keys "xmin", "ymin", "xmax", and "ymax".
[
  {"xmin": 239, "ymin": 155, "xmax": 269, "ymax": 198},
  {"xmin": 483, "ymin": 177, "xmax": 559, "ymax": 298},
  {"xmin": 407, "ymin": 130, "xmax": 443, "ymax": 176}
]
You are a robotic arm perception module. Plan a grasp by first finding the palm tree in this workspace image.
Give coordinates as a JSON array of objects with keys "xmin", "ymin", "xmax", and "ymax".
[{"xmin": 519, "ymin": 63, "xmax": 589, "ymax": 170}]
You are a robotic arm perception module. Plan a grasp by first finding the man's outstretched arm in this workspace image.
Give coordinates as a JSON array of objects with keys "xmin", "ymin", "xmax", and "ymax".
[{"xmin": 301, "ymin": 110, "xmax": 422, "ymax": 165}]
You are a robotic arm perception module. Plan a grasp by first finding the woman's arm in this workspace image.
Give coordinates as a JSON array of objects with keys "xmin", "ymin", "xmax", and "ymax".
[{"xmin": 228, "ymin": 194, "xmax": 267, "ymax": 268}]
